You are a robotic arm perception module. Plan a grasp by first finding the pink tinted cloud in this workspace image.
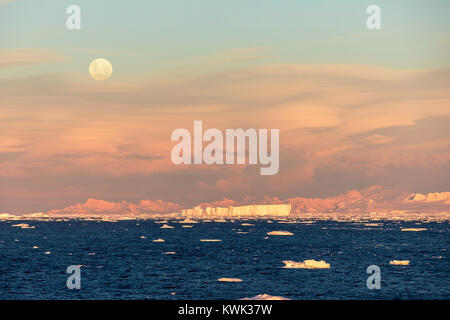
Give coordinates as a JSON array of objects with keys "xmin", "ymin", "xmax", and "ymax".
[{"xmin": 1, "ymin": 63, "xmax": 449, "ymax": 212}]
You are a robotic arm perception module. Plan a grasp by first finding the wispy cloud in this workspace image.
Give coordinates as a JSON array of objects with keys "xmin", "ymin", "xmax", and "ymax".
[{"xmin": 0, "ymin": 48, "xmax": 64, "ymax": 68}]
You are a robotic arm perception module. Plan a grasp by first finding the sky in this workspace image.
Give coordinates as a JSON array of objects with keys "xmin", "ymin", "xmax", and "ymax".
[{"xmin": 0, "ymin": 0, "xmax": 449, "ymax": 213}]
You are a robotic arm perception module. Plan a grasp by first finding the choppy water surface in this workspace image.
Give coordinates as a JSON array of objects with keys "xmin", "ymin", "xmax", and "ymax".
[{"xmin": 0, "ymin": 220, "xmax": 448, "ymax": 299}]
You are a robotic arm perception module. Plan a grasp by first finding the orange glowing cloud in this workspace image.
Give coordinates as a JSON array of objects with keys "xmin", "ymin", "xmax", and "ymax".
[{"xmin": 1, "ymin": 62, "xmax": 449, "ymax": 213}]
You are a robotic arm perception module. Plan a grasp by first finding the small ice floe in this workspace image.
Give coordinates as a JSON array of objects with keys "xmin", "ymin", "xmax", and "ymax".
[
  {"xmin": 163, "ymin": 252, "xmax": 176, "ymax": 255},
  {"xmin": 44, "ymin": 251, "xmax": 51, "ymax": 255},
  {"xmin": 267, "ymin": 231, "xmax": 294, "ymax": 236},
  {"xmin": 241, "ymin": 223, "xmax": 254, "ymax": 226},
  {"xmin": 218, "ymin": 278, "xmax": 242, "ymax": 282},
  {"xmin": 389, "ymin": 260, "xmax": 410, "ymax": 265},
  {"xmin": 182, "ymin": 225, "xmax": 193, "ymax": 228},
  {"xmin": 179, "ymin": 219, "xmax": 197, "ymax": 224},
  {"xmin": 364, "ymin": 223, "xmax": 382, "ymax": 227},
  {"xmin": 160, "ymin": 224, "xmax": 174, "ymax": 229},
  {"xmin": 264, "ymin": 237, "xmax": 269, "ymax": 239},
  {"xmin": 88, "ymin": 252, "xmax": 96, "ymax": 255},
  {"xmin": 32, "ymin": 246, "xmax": 39, "ymax": 249},
  {"xmin": 282, "ymin": 260, "xmax": 330, "ymax": 269},
  {"xmin": 237, "ymin": 231, "xmax": 248, "ymax": 234},
  {"xmin": 155, "ymin": 220, "xmax": 168, "ymax": 224},
  {"xmin": 401, "ymin": 228, "xmax": 427, "ymax": 232},
  {"xmin": 12, "ymin": 223, "xmax": 35, "ymax": 229},
  {"xmin": 171, "ymin": 292, "xmax": 176, "ymax": 295},
  {"xmin": 153, "ymin": 239, "xmax": 165, "ymax": 242},
  {"xmin": 214, "ymin": 219, "xmax": 227, "ymax": 222},
  {"xmin": 240, "ymin": 294, "xmax": 291, "ymax": 300},
  {"xmin": 200, "ymin": 239, "xmax": 222, "ymax": 242},
  {"xmin": 140, "ymin": 236, "xmax": 147, "ymax": 239}
]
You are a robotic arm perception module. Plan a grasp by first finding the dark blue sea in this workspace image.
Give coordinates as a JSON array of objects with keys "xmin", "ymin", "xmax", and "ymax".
[{"xmin": 0, "ymin": 219, "xmax": 448, "ymax": 299}]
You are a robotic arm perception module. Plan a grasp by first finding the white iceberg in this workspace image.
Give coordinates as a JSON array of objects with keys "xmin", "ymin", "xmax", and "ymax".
[
  {"xmin": 182, "ymin": 204, "xmax": 291, "ymax": 217},
  {"xmin": 12, "ymin": 223, "xmax": 35, "ymax": 229},
  {"xmin": 240, "ymin": 294, "xmax": 291, "ymax": 300},
  {"xmin": 267, "ymin": 231, "xmax": 294, "ymax": 236},
  {"xmin": 178, "ymin": 219, "xmax": 198, "ymax": 224},
  {"xmin": 389, "ymin": 260, "xmax": 410, "ymax": 265},
  {"xmin": 218, "ymin": 278, "xmax": 242, "ymax": 282},
  {"xmin": 282, "ymin": 259, "xmax": 330, "ymax": 269}
]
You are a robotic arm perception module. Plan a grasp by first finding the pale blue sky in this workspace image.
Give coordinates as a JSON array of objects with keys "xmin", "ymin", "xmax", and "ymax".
[{"xmin": 1, "ymin": 0, "xmax": 449, "ymax": 79}]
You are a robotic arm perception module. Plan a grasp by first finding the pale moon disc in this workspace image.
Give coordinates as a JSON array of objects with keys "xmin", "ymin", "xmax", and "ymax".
[{"xmin": 89, "ymin": 58, "xmax": 112, "ymax": 80}]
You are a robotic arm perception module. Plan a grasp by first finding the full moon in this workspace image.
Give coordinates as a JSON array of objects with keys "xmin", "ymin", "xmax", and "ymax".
[{"xmin": 89, "ymin": 58, "xmax": 112, "ymax": 81}]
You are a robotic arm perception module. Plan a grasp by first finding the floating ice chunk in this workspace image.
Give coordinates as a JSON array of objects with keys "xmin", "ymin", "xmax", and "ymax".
[
  {"xmin": 218, "ymin": 278, "xmax": 242, "ymax": 282},
  {"xmin": 182, "ymin": 225, "xmax": 193, "ymax": 228},
  {"xmin": 200, "ymin": 239, "xmax": 222, "ymax": 242},
  {"xmin": 140, "ymin": 236, "xmax": 147, "ymax": 239},
  {"xmin": 179, "ymin": 219, "xmax": 197, "ymax": 224},
  {"xmin": 164, "ymin": 252, "xmax": 176, "ymax": 255},
  {"xmin": 44, "ymin": 251, "xmax": 51, "ymax": 255},
  {"xmin": 389, "ymin": 260, "xmax": 410, "ymax": 265},
  {"xmin": 282, "ymin": 259, "xmax": 330, "ymax": 269},
  {"xmin": 267, "ymin": 231, "xmax": 294, "ymax": 236},
  {"xmin": 401, "ymin": 228, "xmax": 427, "ymax": 232},
  {"xmin": 237, "ymin": 231, "xmax": 248, "ymax": 234},
  {"xmin": 12, "ymin": 223, "xmax": 35, "ymax": 229},
  {"xmin": 160, "ymin": 224, "xmax": 174, "ymax": 229},
  {"xmin": 240, "ymin": 294, "xmax": 291, "ymax": 300},
  {"xmin": 88, "ymin": 253, "xmax": 96, "ymax": 255},
  {"xmin": 241, "ymin": 223, "xmax": 254, "ymax": 226},
  {"xmin": 153, "ymin": 239, "xmax": 165, "ymax": 242},
  {"xmin": 32, "ymin": 246, "xmax": 39, "ymax": 249}
]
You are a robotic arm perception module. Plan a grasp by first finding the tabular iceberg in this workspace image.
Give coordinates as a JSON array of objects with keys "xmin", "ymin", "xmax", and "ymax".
[{"xmin": 181, "ymin": 204, "xmax": 291, "ymax": 217}]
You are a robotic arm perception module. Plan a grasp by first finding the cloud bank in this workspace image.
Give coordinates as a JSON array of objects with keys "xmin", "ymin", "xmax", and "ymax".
[{"xmin": 1, "ymin": 62, "xmax": 449, "ymax": 213}]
